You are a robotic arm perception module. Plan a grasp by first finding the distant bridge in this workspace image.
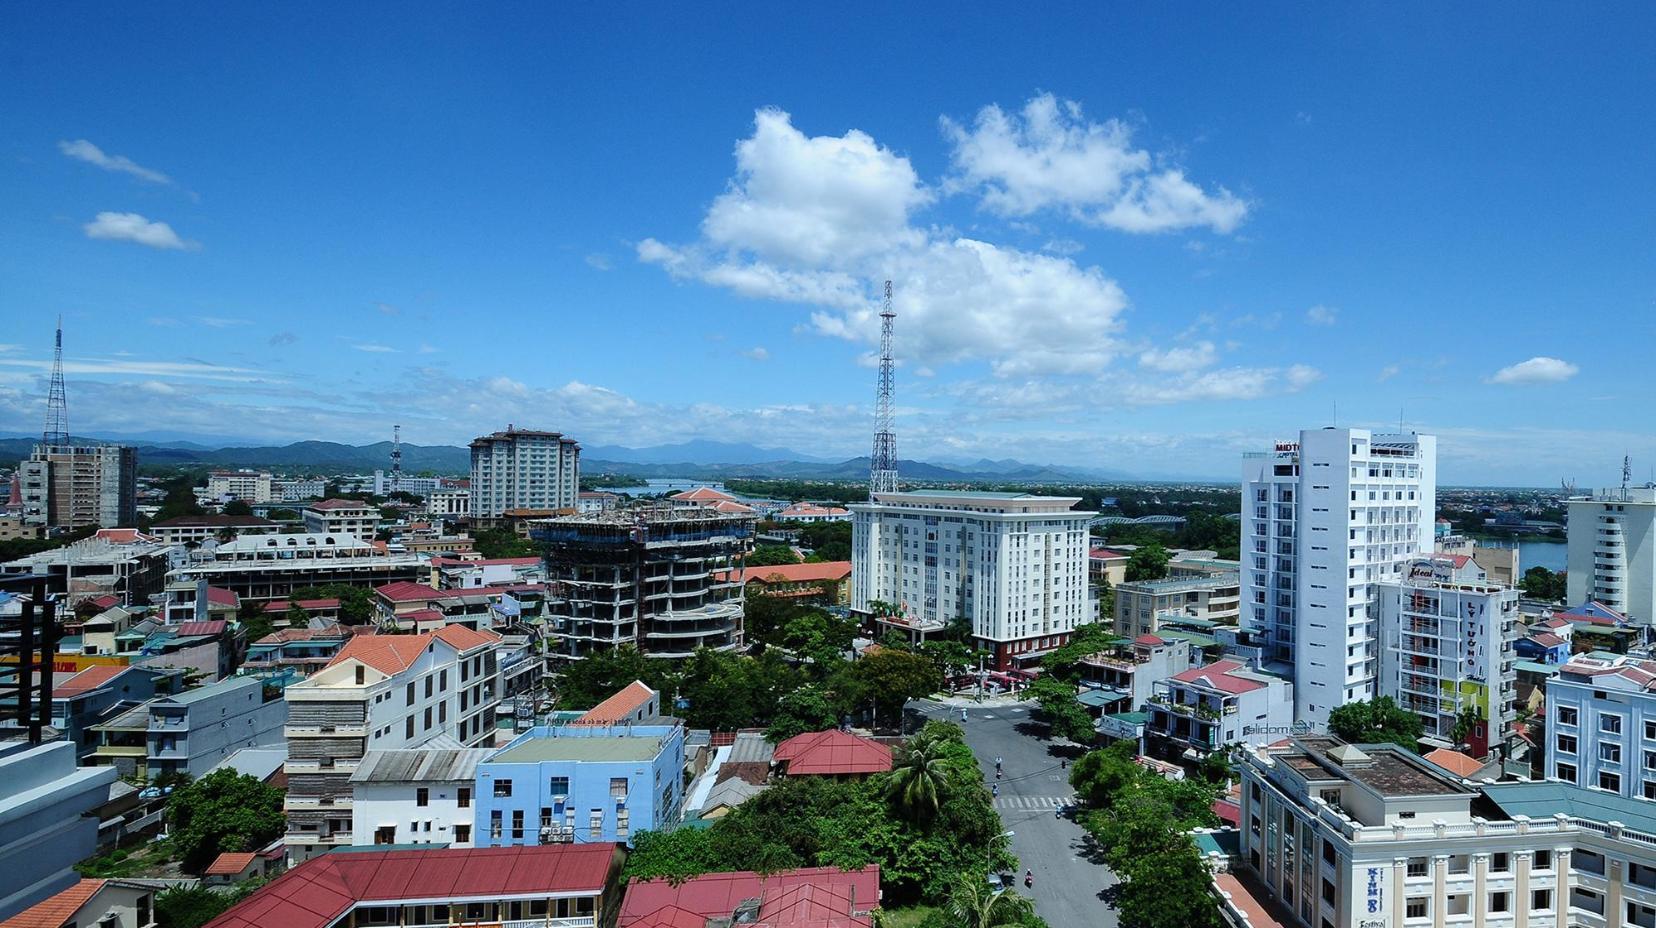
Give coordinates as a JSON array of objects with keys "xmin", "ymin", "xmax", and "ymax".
[{"xmin": 1088, "ymin": 514, "xmax": 1188, "ymax": 528}]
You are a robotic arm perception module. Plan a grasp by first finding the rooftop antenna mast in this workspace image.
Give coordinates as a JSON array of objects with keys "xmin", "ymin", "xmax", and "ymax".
[
  {"xmin": 869, "ymin": 281, "xmax": 898, "ymax": 499},
  {"xmin": 43, "ymin": 316, "xmax": 68, "ymax": 446},
  {"xmin": 1622, "ymin": 454, "xmax": 1632, "ymax": 501},
  {"xmin": 390, "ymin": 424, "xmax": 403, "ymax": 495}
]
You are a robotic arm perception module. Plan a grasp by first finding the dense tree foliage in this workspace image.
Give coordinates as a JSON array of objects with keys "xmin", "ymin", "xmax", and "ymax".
[
  {"xmin": 1520, "ymin": 566, "xmax": 1568, "ymax": 602},
  {"xmin": 948, "ymin": 875, "xmax": 1042, "ymax": 928},
  {"xmin": 222, "ymin": 499, "xmax": 254, "ymax": 516},
  {"xmin": 841, "ymin": 647, "xmax": 943, "ymax": 724},
  {"xmin": 747, "ymin": 544, "xmax": 803, "ymax": 567},
  {"xmin": 167, "ymin": 769, "xmax": 285, "ymax": 873},
  {"xmin": 796, "ymin": 521, "xmax": 852, "ymax": 562},
  {"xmin": 1038, "ymin": 623, "xmax": 1119, "ymax": 682},
  {"xmin": 1027, "ymin": 676, "xmax": 1096, "ymax": 743},
  {"xmin": 473, "ymin": 526, "xmax": 538, "ymax": 559},
  {"xmin": 626, "ymin": 723, "xmax": 1010, "ymax": 905},
  {"xmin": 1124, "ymin": 544, "xmax": 1170, "ymax": 582},
  {"xmin": 153, "ymin": 473, "xmax": 208, "ymax": 523},
  {"xmin": 288, "ymin": 583, "xmax": 375, "ymax": 624},
  {"xmin": 0, "ymin": 525, "xmax": 97, "ymax": 563},
  {"xmin": 1327, "ymin": 696, "xmax": 1424, "ymax": 752}
]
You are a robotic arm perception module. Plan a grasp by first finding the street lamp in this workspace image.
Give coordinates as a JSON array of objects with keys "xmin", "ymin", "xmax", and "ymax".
[{"xmin": 987, "ymin": 829, "xmax": 1014, "ymax": 878}]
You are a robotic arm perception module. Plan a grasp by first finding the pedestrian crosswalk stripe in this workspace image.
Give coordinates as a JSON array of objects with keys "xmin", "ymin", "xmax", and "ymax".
[{"xmin": 993, "ymin": 795, "xmax": 1073, "ymax": 809}]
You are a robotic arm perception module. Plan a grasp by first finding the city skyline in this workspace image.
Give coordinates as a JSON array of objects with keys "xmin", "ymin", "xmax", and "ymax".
[{"xmin": 3, "ymin": 6, "xmax": 1654, "ymax": 486}]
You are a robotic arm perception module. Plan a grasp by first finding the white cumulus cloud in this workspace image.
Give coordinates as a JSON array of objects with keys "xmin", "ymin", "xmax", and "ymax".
[
  {"xmin": 1139, "ymin": 341, "xmax": 1218, "ymax": 374},
  {"xmin": 83, "ymin": 212, "xmax": 196, "ymax": 250},
  {"xmin": 59, "ymin": 139, "xmax": 172, "ymax": 185},
  {"xmin": 941, "ymin": 93, "xmax": 1248, "ymax": 234},
  {"xmin": 1488, "ymin": 356, "xmax": 1578, "ymax": 385},
  {"xmin": 1305, "ymin": 304, "xmax": 1338, "ymax": 326}
]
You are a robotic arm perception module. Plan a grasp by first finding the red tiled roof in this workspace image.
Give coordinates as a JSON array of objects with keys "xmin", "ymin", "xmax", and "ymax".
[
  {"xmin": 1529, "ymin": 632, "xmax": 1566, "ymax": 648},
  {"xmin": 175, "ymin": 620, "xmax": 228, "ymax": 638},
  {"xmin": 205, "ymin": 851, "xmax": 259, "ymax": 876},
  {"xmin": 1169, "ymin": 660, "xmax": 1266, "ymax": 694},
  {"xmin": 620, "ymin": 866, "xmax": 880, "ymax": 928},
  {"xmin": 205, "ymin": 844, "xmax": 620, "ymax": 928},
  {"xmin": 263, "ymin": 598, "xmax": 342, "ymax": 613},
  {"xmin": 718, "ymin": 562, "xmax": 852, "ymax": 585},
  {"xmin": 254, "ymin": 627, "xmax": 352, "ymax": 644},
  {"xmin": 400, "ymin": 609, "xmax": 445, "ymax": 624},
  {"xmin": 577, "ymin": 680, "xmax": 657, "ymax": 726},
  {"xmin": 1089, "ymin": 548, "xmax": 1130, "ymax": 560},
  {"xmin": 374, "ymin": 581, "xmax": 451, "ymax": 603},
  {"xmin": 329, "ymin": 635, "xmax": 431, "ymax": 675},
  {"xmin": 671, "ymin": 486, "xmax": 736, "ymax": 502},
  {"xmin": 711, "ymin": 500, "xmax": 756, "ymax": 514},
  {"xmin": 52, "ymin": 665, "xmax": 129, "ymax": 698},
  {"xmin": 206, "ymin": 586, "xmax": 240, "ymax": 607},
  {"xmin": 1422, "ymin": 748, "xmax": 1486, "ymax": 778},
  {"xmin": 773, "ymin": 730, "xmax": 892, "ymax": 776},
  {"xmin": 308, "ymin": 498, "xmax": 374, "ymax": 511},
  {"xmin": 0, "ymin": 878, "xmax": 106, "ymax": 928},
  {"xmin": 432, "ymin": 624, "xmax": 500, "ymax": 652},
  {"xmin": 89, "ymin": 594, "xmax": 120, "ymax": 610},
  {"xmin": 1133, "ymin": 634, "xmax": 1167, "ymax": 646}
]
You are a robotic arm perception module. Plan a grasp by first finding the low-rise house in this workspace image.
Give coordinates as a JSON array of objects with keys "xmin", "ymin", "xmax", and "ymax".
[
  {"xmin": 1088, "ymin": 547, "xmax": 1130, "ymax": 589},
  {"xmin": 242, "ymin": 625, "xmax": 357, "ymax": 677},
  {"xmin": 202, "ymin": 843, "xmax": 623, "ymax": 928},
  {"xmin": 772, "ymin": 730, "xmax": 892, "ymax": 778},
  {"xmin": 1077, "ymin": 633, "xmax": 1193, "ymax": 716},
  {"xmin": 475, "ymin": 722, "xmax": 686, "ymax": 846},
  {"xmin": 574, "ymin": 680, "xmax": 660, "ymax": 726},
  {"xmin": 0, "ymin": 877, "xmax": 163, "ymax": 928},
  {"xmin": 619, "ymin": 866, "xmax": 880, "ymax": 928},
  {"xmin": 373, "ymin": 581, "xmax": 497, "ymax": 632},
  {"xmin": 261, "ymin": 597, "xmax": 343, "ymax": 625},
  {"xmin": 0, "ymin": 738, "xmax": 119, "ymax": 920},
  {"xmin": 1146, "ymin": 659, "xmax": 1293, "ymax": 756},
  {"xmin": 350, "ymin": 748, "xmax": 491, "ymax": 847},
  {"xmin": 202, "ymin": 843, "xmax": 284, "ymax": 887},
  {"xmin": 427, "ymin": 555, "xmax": 545, "ymax": 590},
  {"xmin": 302, "ymin": 499, "xmax": 382, "ymax": 539},
  {"xmin": 716, "ymin": 562, "xmax": 853, "ymax": 605},
  {"xmin": 160, "ymin": 579, "xmax": 241, "ymax": 624},
  {"xmin": 39, "ymin": 665, "xmax": 181, "ymax": 760},
  {"xmin": 576, "ymin": 491, "xmax": 620, "ymax": 514}
]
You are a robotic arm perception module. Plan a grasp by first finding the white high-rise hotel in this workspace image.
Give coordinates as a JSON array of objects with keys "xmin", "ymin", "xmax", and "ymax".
[
  {"xmin": 851, "ymin": 490, "xmax": 1094, "ymax": 669},
  {"xmin": 1566, "ymin": 485, "xmax": 1656, "ymax": 625},
  {"xmin": 468, "ymin": 427, "xmax": 581, "ymax": 518},
  {"xmin": 1242, "ymin": 428, "xmax": 1437, "ymax": 724}
]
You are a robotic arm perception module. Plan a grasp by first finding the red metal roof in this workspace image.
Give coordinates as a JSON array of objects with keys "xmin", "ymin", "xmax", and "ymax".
[
  {"xmin": 263, "ymin": 598, "xmax": 342, "ymax": 613},
  {"xmin": 1211, "ymin": 799, "xmax": 1241, "ymax": 827},
  {"xmin": 1529, "ymin": 632, "xmax": 1566, "ymax": 648},
  {"xmin": 1089, "ymin": 547, "xmax": 1129, "ymax": 560},
  {"xmin": 206, "ymin": 586, "xmax": 240, "ymax": 607},
  {"xmin": 88, "ymin": 594, "xmax": 120, "ymax": 610},
  {"xmin": 375, "ymin": 581, "xmax": 451, "ymax": 603},
  {"xmin": 1169, "ymin": 660, "xmax": 1266, "ymax": 695},
  {"xmin": 773, "ymin": 730, "xmax": 892, "ymax": 776},
  {"xmin": 175, "ymin": 620, "xmax": 228, "ymax": 638},
  {"xmin": 206, "ymin": 844, "xmax": 619, "ymax": 928},
  {"xmin": 621, "ymin": 867, "xmax": 880, "ymax": 928},
  {"xmin": 576, "ymin": 680, "xmax": 657, "ymax": 726},
  {"xmin": 1132, "ymin": 633, "xmax": 1167, "ymax": 646},
  {"xmin": 0, "ymin": 878, "xmax": 106, "ymax": 928}
]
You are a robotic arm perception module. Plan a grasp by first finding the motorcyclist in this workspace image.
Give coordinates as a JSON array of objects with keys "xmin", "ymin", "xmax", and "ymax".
[
  {"xmin": 1024, "ymin": 870, "xmax": 1033, "ymax": 888},
  {"xmin": 992, "ymin": 783, "xmax": 999, "ymax": 798}
]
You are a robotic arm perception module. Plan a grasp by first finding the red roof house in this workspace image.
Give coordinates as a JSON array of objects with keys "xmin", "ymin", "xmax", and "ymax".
[
  {"xmin": 577, "ymin": 680, "xmax": 661, "ymax": 726},
  {"xmin": 772, "ymin": 730, "xmax": 892, "ymax": 777},
  {"xmin": 621, "ymin": 866, "xmax": 880, "ymax": 928},
  {"xmin": 1168, "ymin": 660, "xmax": 1267, "ymax": 694},
  {"xmin": 1, "ymin": 879, "xmax": 108, "ymax": 928}
]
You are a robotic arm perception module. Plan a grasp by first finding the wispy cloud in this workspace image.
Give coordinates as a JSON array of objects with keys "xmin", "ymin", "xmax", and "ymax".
[
  {"xmin": 352, "ymin": 343, "xmax": 398, "ymax": 353},
  {"xmin": 197, "ymin": 316, "xmax": 250, "ymax": 328},
  {"xmin": 268, "ymin": 332, "xmax": 299, "ymax": 347},
  {"xmin": 1378, "ymin": 364, "xmax": 1400, "ymax": 382},
  {"xmin": 1488, "ymin": 356, "xmax": 1578, "ymax": 385},
  {"xmin": 741, "ymin": 346, "xmax": 770, "ymax": 361},
  {"xmin": 58, "ymin": 139, "xmax": 172, "ymax": 185},
  {"xmin": 1305, "ymin": 304, "xmax": 1338, "ymax": 326},
  {"xmin": 83, "ymin": 212, "xmax": 197, "ymax": 251},
  {"xmin": 584, "ymin": 253, "xmax": 614, "ymax": 271},
  {"xmin": 0, "ymin": 356, "xmax": 271, "ymax": 383}
]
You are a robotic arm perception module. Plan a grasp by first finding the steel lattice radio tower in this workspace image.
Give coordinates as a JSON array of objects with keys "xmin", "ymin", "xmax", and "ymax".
[
  {"xmin": 869, "ymin": 281, "xmax": 898, "ymax": 499},
  {"xmin": 390, "ymin": 424, "xmax": 403, "ymax": 495},
  {"xmin": 43, "ymin": 317, "xmax": 69, "ymax": 446}
]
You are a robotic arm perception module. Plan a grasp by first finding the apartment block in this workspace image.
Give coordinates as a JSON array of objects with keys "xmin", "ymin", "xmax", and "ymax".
[
  {"xmin": 1234, "ymin": 734, "xmax": 1656, "ymax": 928},
  {"xmin": 850, "ymin": 490, "xmax": 1095, "ymax": 669},
  {"xmin": 206, "ymin": 470, "xmax": 275, "ymax": 503},
  {"xmin": 1567, "ymin": 486, "xmax": 1656, "ymax": 626},
  {"xmin": 426, "ymin": 487, "xmax": 471, "ymax": 519},
  {"xmin": 474, "ymin": 722, "xmax": 686, "ymax": 846},
  {"xmin": 145, "ymin": 676, "xmax": 287, "ymax": 780},
  {"xmin": 1112, "ymin": 570, "xmax": 1240, "ymax": 637},
  {"xmin": 350, "ymin": 747, "xmax": 491, "ymax": 847},
  {"xmin": 0, "ymin": 738, "xmax": 120, "ymax": 920},
  {"xmin": 1545, "ymin": 652, "xmax": 1656, "ymax": 801},
  {"xmin": 1242, "ymin": 428, "xmax": 1437, "ymax": 724},
  {"xmin": 535, "ymin": 508, "xmax": 752, "ymax": 659},
  {"xmin": 469, "ymin": 428, "xmax": 581, "ymax": 518},
  {"xmin": 282, "ymin": 626, "xmax": 501, "ymax": 861},
  {"xmin": 1378, "ymin": 555, "xmax": 1520, "ymax": 757},
  {"xmin": 303, "ymin": 499, "xmax": 382, "ymax": 539},
  {"xmin": 166, "ymin": 532, "xmax": 423, "ymax": 604},
  {"xmin": 19, "ymin": 442, "xmax": 137, "ymax": 531},
  {"xmin": 1077, "ymin": 632, "xmax": 1193, "ymax": 715},
  {"xmin": 149, "ymin": 513, "xmax": 279, "ymax": 546}
]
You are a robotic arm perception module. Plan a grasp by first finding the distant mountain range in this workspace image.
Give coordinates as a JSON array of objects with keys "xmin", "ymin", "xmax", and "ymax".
[{"xmin": 0, "ymin": 433, "xmax": 1140, "ymax": 483}]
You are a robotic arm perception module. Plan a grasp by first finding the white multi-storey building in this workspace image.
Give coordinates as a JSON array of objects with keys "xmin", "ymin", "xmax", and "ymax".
[
  {"xmin": 426, "ymin": 487, "xmax": 471, "ymax": 519},
  {"xmin": 206, "ymin": 470, "xmax": 274, "ymax": 503},
  {"xmin": 1544, "ymin": 652, "xmax": 1656, "ymax": 801},
  {"xmin": 1566, "ymin": 486, "xmax": 1656, "ymax": 626},
  {"xmin": 282, "ymin": 625, "xmax": 500, "ymax": 861},
  {"xmin": 303, "ymin": 499, "xmax": 382, "ymax": 538},
  {"xmin": 1233, "ymin": 734, "xmax": 1656, "ymax": 928},
  {"xmin": 275, "ymin": 477, "xmax": 327, "ymax": 502},
  {"xmin": 850, "ymin": 490, "xmax": 1095, "ymax": 669},
  {"xmin": 1242, "ymin": 429, "xmax": 1437, "ymax": 725},
  {"xmin": 349, "ymin": 747, "xmax": 490, "ymax": 847},
  {"xmin": 1378, "ymin": 555, "xmax": 1519, "ymax": 758},
  {"xmin": 469, "ymin": 428, "xmax": 581, "ymax": 518}
]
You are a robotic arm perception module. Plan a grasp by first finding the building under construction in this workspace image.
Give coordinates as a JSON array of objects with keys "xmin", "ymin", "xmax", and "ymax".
[{"xmin": 531, "ymin": 507, "xmax": 754, "ymax": 659}]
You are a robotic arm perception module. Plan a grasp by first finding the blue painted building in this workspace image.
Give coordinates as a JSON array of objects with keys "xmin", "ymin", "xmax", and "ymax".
[{"xmin": 474, "ymin": 723, "xmax": 684, "ymax": 847}]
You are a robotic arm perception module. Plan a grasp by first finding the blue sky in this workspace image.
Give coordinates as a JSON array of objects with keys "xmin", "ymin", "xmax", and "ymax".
[{"xmin": 2, "ymin": 4, "xmax": 1652, "ymax": 485}]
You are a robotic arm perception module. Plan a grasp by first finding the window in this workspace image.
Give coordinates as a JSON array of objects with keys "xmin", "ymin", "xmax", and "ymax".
[
  {"xmin": 1492, "ymin": 853, "xmax": 1509, "ymax": 873},
  {"xmin": 355, "ymin": 665, "xmax": 366, "ymax": 685},
  {"xmin": 1491, "ymin": 893, "xmax": 1509, "ymax": 913},
  {"xmin": 1406, "ymin": 898, "xmax": 1428, "ymax": 919},
  {"xmin": 416, "ymin": 788, "xmax": 429, "ymax": 807},
  {"xmin": 610, "ymin": 777, "xmax": 629, "ymax": 800},
  {"xmin": 424, "ymin": 707, "xmax": 433, "ymax": 730},
  {"xmin": 439, "ymin": 701, "xmax": 447, "ymax": 724},
  {"xmin": 1603, "ymin": 714, "xmax": 1623, "ymax": 734},
  {"xmin": 454, "ymin": 823, "xmax": 470, "ymax": 843},
  {"xmin": 425, "ymin": 676, "xmax": 434, "ymax": 698},
  {"xmin": 549, "ymin": 776, "xmax": 569, "ymax": 796},
  {"xmin": 1556, "ymin": 762, "xmax": 1577, "ymax": 782},
  {"xmin": 511, "ymin": 810, "xmax": 524, "ymax": 840},
  {"xmin": 490, "ymin": 810, "xmax": 503, "ymax": 839},
  {"xmin": 405, "ymin": 716, "xmax": 415, "ymax": 738},
  {"xmin": 494, "ymin": 779, "xmax": 513, "ymax": 798},
  {"xmin": 590, "ymin": 808, "xmax": 603, "ymax": 839},
  {"xmin": 1602, "ymin": 743, "xmax": 1622, "ymax": 763},
  {"xmin": 541, "ymin": 806, "xmax": 553, "ymax": 829},
  {"xmin": 440, "ymin": 669, "xmax": 447, "ymax": 690},
  {"xmin": 1600, "ymin": 771, "xmax": 1622, "ymax": 793},
  {"xmin": 1534, "ymin": 850, "xmax": 1552, "ymax": 870},
  {"xmin": 1406, "ymin": 858, "xmax": 1428, "ymax": 878},
  {"xmin": 457, "ymin": 787, "xmax": 470, "ymax": 808},
  {"xmin": 1557, "ymin": 707, "xmax": 1577, "ymax": 726},
  {"xmin": 1557, "ymin": 734, "xmax": 1578, "ymax": 754}
]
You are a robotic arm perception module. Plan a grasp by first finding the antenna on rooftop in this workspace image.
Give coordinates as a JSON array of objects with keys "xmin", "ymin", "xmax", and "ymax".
[
  {"xmin": 1622, "ymin": 454, "xmax": 1632, "ymax": 501},
  {"xmin": 391, "ymin": 424, "xmax": 403, "ymax": 495},
  {"xmin": 869, "ymin": 281, "xmax": 898, "ymax": 500},
  {"xmin": 43, "ymin": 317, "xmax": 68, "ymax": 446}
]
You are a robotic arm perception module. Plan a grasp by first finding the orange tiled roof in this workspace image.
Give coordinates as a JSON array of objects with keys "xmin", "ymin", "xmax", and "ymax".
[
  {"xmin": 1, "ymin": 878, "xmax": 106, "ymax": 928},
  {"xmin": 576, "ymin": 680, "xmax": 657, "ymax": 725},
  {"xmin": 717, "ymin": 562, "xmax": 852, "ymax": 585},
  {"xmin": 1422, "ymin": 749, "xmax": 1486, "ymax": 779},
  {"xmin": 206, "ymin": 851, "xmax": 259, "ymax": 876}
]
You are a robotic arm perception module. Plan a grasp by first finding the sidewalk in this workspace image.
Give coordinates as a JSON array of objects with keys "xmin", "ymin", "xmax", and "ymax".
[{"xmin": 928, "ymin": 692, "xmax": 1032, "ymax": 709}]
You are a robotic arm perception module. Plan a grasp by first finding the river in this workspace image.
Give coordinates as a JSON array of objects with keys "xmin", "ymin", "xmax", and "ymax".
[{"xmin": 1478, "ymin": 538, "xmax": 1567, "ymax": 572}]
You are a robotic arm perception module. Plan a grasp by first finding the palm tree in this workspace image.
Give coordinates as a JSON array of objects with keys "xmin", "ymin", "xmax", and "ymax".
[
  {"xmin": 886, "ymin": 735, "xmax": 950, "ymax": 822},
  {"xmin": 948, "ymin": 875, "xmax": 1036, "ymax": 928}
]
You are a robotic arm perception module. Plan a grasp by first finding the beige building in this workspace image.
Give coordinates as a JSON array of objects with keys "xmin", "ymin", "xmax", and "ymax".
[
  {"xmin": 19, "ymin": 442, "xmax": 137, "ymax": 530},
  {"xmin": 1113, "ymin": 571, "xmax": 1240, "ymax": 637}
]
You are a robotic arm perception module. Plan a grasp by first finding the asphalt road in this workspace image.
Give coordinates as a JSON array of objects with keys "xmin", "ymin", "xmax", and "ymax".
[{"xmin": 912, "ymin": 699, "xmax": 1119, "ymax": 928}]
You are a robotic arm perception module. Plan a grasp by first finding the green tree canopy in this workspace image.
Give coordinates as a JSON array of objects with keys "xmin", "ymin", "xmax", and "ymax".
[
  {"xmin": 1327, "ymin": 696, "xmax": 1424, "ymax": 752},
  {"xmin": 747, "ymin": 544, "xmax": 803, "ymax": 567},
  {"xmin": 1520, "ymin": 566, "xmax": 1568, "ymax": 602},
  {"xmin": 473, "ymin": 527, "xmax": 538, "ymax": 559},
  {"xmin": 1027, "ymin": 676, "xmax": 1096, "ymax": 743},
  {"xmin": 167, "ymin": 769, "xmax": 285, "ymax": 873},
  {"xmin": 222, "ymin": 499, "xmax": 254, "ymax": 517},
  {"xmin": 1124, "ymin": 544, "xmax": 1170, "ymax": 582},
  {"xmin": 842, "ymin": 647, "xmax": 942, "ymax": 726}
]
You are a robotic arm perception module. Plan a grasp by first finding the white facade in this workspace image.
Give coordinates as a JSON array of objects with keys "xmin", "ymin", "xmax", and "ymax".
[
  {"xmin": 469, "ymin": 428, "xmax": 580, "ymax": 518},
  {"xmin": 275, "ymin": 477, "xmax": 327, "ymax": 502},
  {"xmin": 303, "ymin": 500, "xmax": 382, "ymax": 539},
  {"xmin": 1242, "ymin": 429, "xmax": 1437, "ymax": 724},
  {"xmin": 1567, "ymin": 487, "xmax": 1656, "ymax": 626},
  {"xmin": 1147, "ymin": 659, "xmax": 1295, "ymax": 753},
  {"xmin": 850, "ymin": 490, "xmax": 1094, "ymax": 667},
  {"xmin": 1378, "ymin": 557, "xmax": 1519, "ymax": 753},
  {"xmin": 426, "ymin": 488, "xmax": 471, "ymax": 519},
  {"xmin": 282, "ymin": 627, "xmax": 501, "ymax": 860},
  {"xmin": 207, "ymin": 470, "xmax": 274, "ymax": 503},
  {"xmin": 349, "ymin": 748, "xmax": 489, "ymax": 848},
  {"xmin": 373, "ymin": 471, "xmax": 442, "ymax": 497},
  {"xmin": 1545, "ymin": 653, "xmax": 1656, "ymax": 800}
]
